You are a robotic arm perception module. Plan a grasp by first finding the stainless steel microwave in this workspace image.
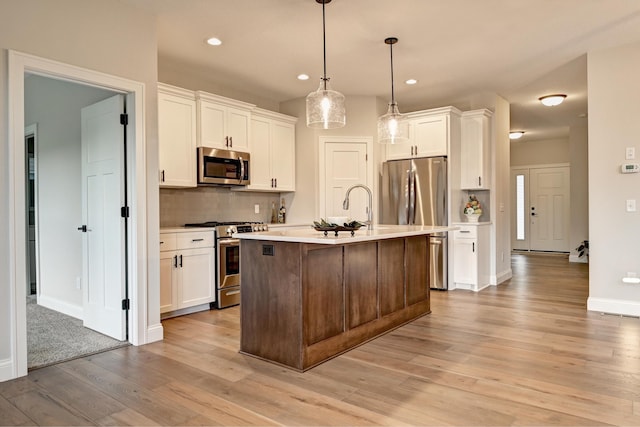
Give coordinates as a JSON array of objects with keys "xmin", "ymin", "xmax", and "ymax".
[{"xmin": 197, "ymin": 147, "xmax": 250, "ymax": 186}]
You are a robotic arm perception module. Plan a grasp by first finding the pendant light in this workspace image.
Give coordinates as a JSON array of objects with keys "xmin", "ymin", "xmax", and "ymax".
[
  {"xmin": 378, "ymin": 37, "xmax": 408, "ymax": 144},
  {"xmin": 306, "ymin": 0, "xmax": 346, "ymax": 129}
]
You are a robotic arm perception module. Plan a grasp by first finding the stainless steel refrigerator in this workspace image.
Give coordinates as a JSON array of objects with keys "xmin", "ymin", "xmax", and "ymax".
[{"xmin": 380, "ymin": 156, "xmax": 448, "ymax": 289}]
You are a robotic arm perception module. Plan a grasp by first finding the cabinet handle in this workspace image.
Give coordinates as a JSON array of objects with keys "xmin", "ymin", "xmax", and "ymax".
[
  {"xmin": 472, "ymin": 242, "xmax": 475, "ymax": 253},
  {"xmin": 410, "ymin": 146, "xmax": 414, "ymax": 156},
  {"xmin": 274, "ymin": 178, "xmax": 277, "ymax": 188},
  {"xmin": 191, "ymin": 238, "xmax": 204, "ymax": 242},
  {"xmin": 229, "ymin": 136, "xmax": 233, "ymax": 147},
  {"xmin": 225, "ymin": 136, "xmax": 229, "ymax": 147},
  {"xmin": 271, "ymin": 178, "xmax": 274, "ymax": 188},
  {"xmin": 179, "ymin": 254, "xmax": 183, "ymax": 267},
  {"xmin": 161, "ymin": 170, "xmax": 165, "ymax": 182},
  {"xmin": 478, "ymin": 176, "xmax": 481, "ymax": 187},
  {"xmin": 173, "ymin": 255, "xmax": 178, "ymax": 268},
  {"xmin": 460, "ymin": 230, "xmax": 470, "ymax": 233}
]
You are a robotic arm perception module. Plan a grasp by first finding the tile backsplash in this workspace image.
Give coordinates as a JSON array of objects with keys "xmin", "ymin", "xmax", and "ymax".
[{"xmin": 160, "ymin": 187, "xmax": 281, "ymax": 227}]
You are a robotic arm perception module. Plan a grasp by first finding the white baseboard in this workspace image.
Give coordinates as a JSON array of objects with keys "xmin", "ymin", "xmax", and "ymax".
[
  {"xmin": 491, "ymin": 268, "xmax": 513, "ymax": 286},
  {"xmin": 146, "ymin": 323, "xmax": 164, "ymax": 344},
  {"xmin": 569, "ymin": 255, "xmax": 589, "ymax": 263},
  {"xmin": 587, "ymin": 297, "xmax": 640, "ymax": 317},
  {"xmin": 453, "ymin": 282, "xmax": 490, "ymax": 292},
  {"xmin": 38, "ymin": 295, "xmax": 83, "ymax": 320},
  {"xmin": 0, "ymin": 358, "xmax": 16, "ymax": 383}
]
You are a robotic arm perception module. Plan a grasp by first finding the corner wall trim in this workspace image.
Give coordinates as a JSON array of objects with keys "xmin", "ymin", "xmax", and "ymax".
[
  {"xmin": 146, "ymin": 324, "xmax": 164, "ymax": 344},
  {"xmin": 0, "ymin": 358, "xmax": 15, "ymax": 383}
]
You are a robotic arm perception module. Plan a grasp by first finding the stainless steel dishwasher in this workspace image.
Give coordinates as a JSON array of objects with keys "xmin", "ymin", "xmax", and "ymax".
[{"xmin": 430, "ymin": 233, "xmax": 448, "ymax": 290}]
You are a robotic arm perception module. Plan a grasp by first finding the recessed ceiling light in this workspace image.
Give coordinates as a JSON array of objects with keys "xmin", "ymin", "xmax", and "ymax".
[
  {"xmin": 297, "ymin": 74, "xmax": 310, "ymax": 81},
  {"xmin": 539, "ymin": 94, "xmax": 566, "ymax": 107},
  {"xmin": 206, "ymin": 37, "xmax": 222, "ymax": 46},
  {"xmin": 509, "ymin": 131, "xmax": 525, "ymax": 140},
  {"xmin": 405, "ymin": 79, "xmax": 418, "ymax": 85}
]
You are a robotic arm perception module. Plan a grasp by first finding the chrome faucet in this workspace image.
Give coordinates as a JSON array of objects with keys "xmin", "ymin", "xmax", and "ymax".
[{"xmin": 342, "ymin": 184, "xmax": 373, "ymax": 230}]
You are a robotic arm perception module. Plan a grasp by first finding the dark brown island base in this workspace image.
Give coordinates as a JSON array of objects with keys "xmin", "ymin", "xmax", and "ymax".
[{"xmin": 236, "ymin": 225, "xmax": 455, "ymax": 371}]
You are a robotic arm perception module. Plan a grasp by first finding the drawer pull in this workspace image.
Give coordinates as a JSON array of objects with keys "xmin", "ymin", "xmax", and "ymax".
[
  {"xmin": 192, "ymin": 238, "xmax": 204, "ymax": 242},
  {"xmin": 460, "ymin": 230, "xmax": 471, "ymax": 233},
  {"xmin": 225, "ymin": 290, "xmax": 240, "ymax": 296},
  {"xmin": 160, "ymin": 241, "xmax": 164, "ymax": 244}
]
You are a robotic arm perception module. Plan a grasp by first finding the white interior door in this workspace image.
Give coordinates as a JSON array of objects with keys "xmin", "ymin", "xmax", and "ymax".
[
  {"xmin": 530, "ymin": 166, "xmax": 570, "ymax": 252},
  {"xmin": 81, "ymin": 94, "xmax": 126, "ymax": 340},
  {"xmin": 323, "ymin": 142, "xmax": 368, "ymax": 221}
]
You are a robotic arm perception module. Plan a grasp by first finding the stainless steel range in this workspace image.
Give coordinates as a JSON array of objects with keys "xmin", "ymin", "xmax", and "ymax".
[{"xmin": 185, "ymin": 221, "xmax": 268, "ymax": 308}]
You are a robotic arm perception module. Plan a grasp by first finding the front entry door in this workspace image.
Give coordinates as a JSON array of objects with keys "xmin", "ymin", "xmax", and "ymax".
[
  {"xmin": 80, "ymin": 94, "xmax": 126, "ymax": 340},
  {"xmin": 530, "ymin": 166, "xmax": 570, "ymax": 252}
]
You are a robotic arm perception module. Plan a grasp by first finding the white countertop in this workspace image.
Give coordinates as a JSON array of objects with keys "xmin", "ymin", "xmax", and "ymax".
[
  {"xmin": 234, "ymin": 224, "xmax": 456, "ymax": 245},
  {"xmin": 160, "ymin": 226, "xmax": 214, "ymax": 233}
]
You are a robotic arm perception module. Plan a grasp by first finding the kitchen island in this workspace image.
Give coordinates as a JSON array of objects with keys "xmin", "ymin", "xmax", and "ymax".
[{"xmin": 236, "ymin": 225, "xmax": 454, "ymax": 371}]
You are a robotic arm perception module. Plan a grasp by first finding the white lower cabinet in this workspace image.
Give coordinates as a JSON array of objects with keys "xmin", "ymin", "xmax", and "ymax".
[
  {"xmin": 452, "ymin": 223, "xmax": 490, "ymax": 291},
  {"xmin": 160, "ymin": 230, "xmax": 215, "ymax": 316}
]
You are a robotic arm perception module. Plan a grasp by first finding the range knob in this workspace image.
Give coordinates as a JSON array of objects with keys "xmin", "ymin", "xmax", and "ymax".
[
  {"xmin": 226, "ymin": 226, "xmax": 236, "ymax": 235},
  {"xmin": 262, "ymin": 224, "xmax": 269, "ymax": 231}
]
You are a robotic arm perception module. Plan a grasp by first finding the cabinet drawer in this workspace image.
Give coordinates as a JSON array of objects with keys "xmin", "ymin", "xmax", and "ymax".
[
  {"xmin": 176, "ymin": 231, "xmax": 214, "ymax": 249},
  {"xmin": 454, "ymin": 226, "xmax": 477, "ymax": 239},
  {"xmin": 159, "ymin": 233, "xmax": 177, "ymax": 252}
]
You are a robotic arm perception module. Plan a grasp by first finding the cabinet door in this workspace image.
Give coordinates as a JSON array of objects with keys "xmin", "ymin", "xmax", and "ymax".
[
  {"xmin": 461, "ymin": 112, "xmax": 491, "ymax": 189},
  {"xmin": 158, "ymin": 92, "xmax": 197, "ymax": 187},
  {"xmin": 453, "ymin": 238, "xmax": 478, "ymax": 285},
  {"xmin": 406, "ymin": 236, "xmax": 429, "ymax": 306},
  {"xmin": 159, "ymin": 250, "xmax": 177, "ymax": 313},
  {"xmin": 226, "ymin": 106, "xmax": 250, "ymax": 151},
  {"xmin": 271, "ymin": 120, "xmax": 296, "ymax": 191},
  {"xmin": 414, "ymin": 115, "xmax": 447, "ymax": 157},
  {"xmin": 385, "ymin": 121, "xmax": 413, "ymax": 160},
  {"xmin": 246, "ymin": 117, "xmax": 273, "ymax": 190},
  {"xmin": 198, "ymin": 100, "xmax": 227, "ymax": 148},
  {"xmin": 178, "ymin": 247, "xmax": 215, "ymax": 308}
]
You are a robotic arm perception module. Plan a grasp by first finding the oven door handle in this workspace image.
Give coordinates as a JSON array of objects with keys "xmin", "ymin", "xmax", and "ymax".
[{"xmin": 219, "ymin": 238, "xmax": 241, "ymax": 247}]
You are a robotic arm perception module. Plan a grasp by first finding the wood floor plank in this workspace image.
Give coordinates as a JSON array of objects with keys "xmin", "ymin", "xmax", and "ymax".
[{"xmin": 3, "ymin": 253, "xmax": 640, "ymax": 426}]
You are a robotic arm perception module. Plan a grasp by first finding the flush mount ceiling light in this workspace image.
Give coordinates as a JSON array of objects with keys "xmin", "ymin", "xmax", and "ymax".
[
  {"xmin": 509, "ymin": 131, "xmax": 525, "ymax": 140},
  {"xmin": 206, "ymin": 37, "xmax": 222, "ymax": 46},
  {"xmin": 405, "ymin": 78, "xmax": 418, "ymax": 85},
  {"xmin": 378, "ymin": 37, "xmax": 409, "ymax": 144},
  {"xmin": 539, "ymin": 94, "xmax": 566, "ymax": 107},
  {"xmin": 306, "ymin": 0, "xmax": 346, "ymax": 129},
  {"xmin": 297, "ymin": 74, "xmax": 310, "ymax": 81}
]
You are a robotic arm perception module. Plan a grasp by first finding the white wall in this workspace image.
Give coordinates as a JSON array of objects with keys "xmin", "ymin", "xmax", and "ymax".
[
  {"xmin": 569, "ymin": 122, "xmax": 589, "ymax": 261},
  {"xmin": 25, "ymin": 75, "xmax": 114, "ymax": 315},
  {"xmin": 0, "ymin": 0, "xmax": 159, "ymax": 380},
  {"xmin": 492, "ymin": 96, "xmax": 512, "ymax": 284},
  {"xmin": 511, "ymin": 138, "xmax": 570, "ymax": 166},
  {"xmin": 279, "ymin": 95, "xmax": 382, "ymax": 224},
  {"xmin": 587, "ymin": 42, "xmax": 640, "ymax": 316}
]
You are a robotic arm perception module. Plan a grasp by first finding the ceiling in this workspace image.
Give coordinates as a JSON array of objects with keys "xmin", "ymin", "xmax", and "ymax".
[{"xmin": 124, "ymin": 0, "xmax": 640, "ymax": 143}]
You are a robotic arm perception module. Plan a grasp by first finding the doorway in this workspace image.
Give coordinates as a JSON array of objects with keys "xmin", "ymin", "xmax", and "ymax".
[
  {"xmin": 23, "ymin": 76, "xmax": 128, "ymax": 369},
  {"xmin": 319, "ymin": 137, "xmax": 374, "ymax": 221},
  {"xmin": 7, "ymin": 50, "xmax": 154, "ymax": 381},
  {"xmin": 511, "ymin": 165, "xmax": 571, "ymax": 252}
]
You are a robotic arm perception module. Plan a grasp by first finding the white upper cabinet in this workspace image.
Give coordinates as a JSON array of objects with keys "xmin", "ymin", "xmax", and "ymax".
[
  {"xmin": 385, "ymin": 107, "xmax": 460, "ymax": 160},
  {"xmin": 158, "ymin": 83, "xmax": 197, "ymax": 188},
  {"xmin": 460, "ymin": 109, "xmax": 492, "ymax": 190},
  {"xmin": 196, "ymin": 91, "xmax": 254, "ymax": 151},
  {"xmin": 241, "ymin": 108, "xmax": 297, "ymax": 192}
]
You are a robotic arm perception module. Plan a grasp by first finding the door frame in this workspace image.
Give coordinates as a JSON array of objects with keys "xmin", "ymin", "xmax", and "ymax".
[
  {"xmin": 7, "ymin": 50, "xmax": 152, "ymax": 380},
  {"xmin": 318, "ymin": 136, "xmax": 374, "ymax": 221},
  {"xmin": 510, "ymin": 163, "xmax": 570, "ymax": 252}
]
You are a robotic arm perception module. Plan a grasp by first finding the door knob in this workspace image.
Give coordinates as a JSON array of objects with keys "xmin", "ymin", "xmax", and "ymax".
[{"xmin": 77, "ymin": 225, "xmax": 88, "ymax": 232}]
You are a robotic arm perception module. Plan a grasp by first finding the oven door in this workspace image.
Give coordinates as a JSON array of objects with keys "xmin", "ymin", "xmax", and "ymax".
[{"xmin": 217, "ymin": 238, "xmax": 241, "ymax": 308}]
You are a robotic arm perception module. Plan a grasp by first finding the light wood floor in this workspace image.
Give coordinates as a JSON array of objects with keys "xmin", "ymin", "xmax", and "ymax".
[{"xmin": 2, "ymin": 253, "xmax": 639, "ymax": 426}]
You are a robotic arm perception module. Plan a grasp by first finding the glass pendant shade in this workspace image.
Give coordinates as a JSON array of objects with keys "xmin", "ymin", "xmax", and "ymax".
[
  {"xmin": 378, "ymin": 102, "xmax": 408, "ymax": 144},
  {"xmin": 306, "ymin": 79, "xmax": 346, "ymax": 129}
]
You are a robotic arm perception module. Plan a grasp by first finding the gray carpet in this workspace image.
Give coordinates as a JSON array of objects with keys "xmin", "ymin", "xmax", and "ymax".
[{"xmin": 27, "ymin": 296, "xmax": 128, "ymax": 369}]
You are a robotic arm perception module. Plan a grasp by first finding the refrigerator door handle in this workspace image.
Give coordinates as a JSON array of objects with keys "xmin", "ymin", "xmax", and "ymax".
[
  {"xmin": 409, "ymin": 169, "xmax": 416, "ymax": 224},
  {"xmin": 405, "ymin": 169, "xmax": 411, "ymax": 224}
]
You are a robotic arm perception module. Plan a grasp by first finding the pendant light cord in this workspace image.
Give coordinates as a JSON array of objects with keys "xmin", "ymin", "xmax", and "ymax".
[
  {"xmin": 322, "ymin": 0, "xmax": 328, "ymax": 90},
  {"xmin": 389, "ymin": 41, "xmax": 396, "ymax": 105}
]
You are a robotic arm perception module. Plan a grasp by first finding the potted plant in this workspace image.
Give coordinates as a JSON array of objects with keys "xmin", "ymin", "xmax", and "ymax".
[
  {"xmin": 576, "ymin": 240, "xmax": 589, "ymax": 259},
  {"xmin": 463, "ymin": 194, "xmax": 482, "ymax": 222}
]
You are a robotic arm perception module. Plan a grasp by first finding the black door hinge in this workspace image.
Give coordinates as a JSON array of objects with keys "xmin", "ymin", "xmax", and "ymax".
[
  {"xmin": 122, "ymin": 299, "xmax": 130, "ymax": 310},
  {"xmin": 120, "ymin": 113, "xmax": 128, "ymax": 125},
  {"xmin": 121, "ymin": 206, "xmax": 130, "ymax": 218}
]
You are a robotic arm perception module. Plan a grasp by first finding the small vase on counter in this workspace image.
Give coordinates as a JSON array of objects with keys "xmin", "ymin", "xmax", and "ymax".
[{"xmin": 277, "ymin": 198, "xmax": 286, "ymax": 224}]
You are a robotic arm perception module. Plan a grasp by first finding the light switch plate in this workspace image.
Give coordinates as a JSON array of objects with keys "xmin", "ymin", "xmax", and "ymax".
[
  {"xmin": 254, "ymin": 204, "xmax": 260, "ymax": 214},
  {"xmin": 626, "ymin": 199, "xmax": 636, "ymax": 212},
  {"xmin": 626, "ymin": 147, "xmax": 635, "ymax": 160}
]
